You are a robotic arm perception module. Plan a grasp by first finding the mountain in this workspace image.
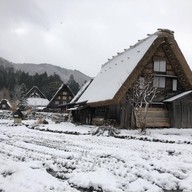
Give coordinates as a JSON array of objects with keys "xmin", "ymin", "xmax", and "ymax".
[{"xmin": 0, "ymin": 57, "xmax": 91, "ymax": 86}]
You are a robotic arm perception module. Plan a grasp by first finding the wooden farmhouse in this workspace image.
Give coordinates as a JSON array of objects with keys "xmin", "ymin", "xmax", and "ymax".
[
  {"xmin": 46, "ymin": 84, "xmax": 74, "ymax": 111},
  {"xmin": 0, "ymin": 99, "xmax": 12, "ymax": 110},
  {"xmin": 24, "ymin": 86, "xmax": 49, "ymax": 110},
  {"xmin": 70, "ymin": 29, "xmax": 192, "ymax": 128}
]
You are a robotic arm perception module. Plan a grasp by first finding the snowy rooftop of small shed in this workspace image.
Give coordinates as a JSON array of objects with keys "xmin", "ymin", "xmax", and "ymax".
[
  {"xmin": 77, "ymin": 33, "xmax": 158, "ymax": 104},
  {"xmin": 164, "ymin": 90, "xmax": 192, "ymax": 102}
]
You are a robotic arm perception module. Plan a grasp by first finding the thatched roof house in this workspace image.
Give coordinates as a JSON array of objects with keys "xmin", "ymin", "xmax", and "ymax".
[
  {"xmin": 71, "ymin": 29, "xmax": 192, "ymax": 128},
  {"xmin": 47, "ymin": 84, "xmax": 74, "ymax": 111},
  {"xmin": 25, "ymin": 86, "xmax": 49, "ymax": 110},
  {"xmin": 0, "ymin": 99, "xmax": 12, "ymax": 110}
]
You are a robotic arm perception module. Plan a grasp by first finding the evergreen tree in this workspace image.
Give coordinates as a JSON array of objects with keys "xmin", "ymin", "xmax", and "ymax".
[{"xmin": 67, "ymin": 74, "xmax": 80, "ymax": 95}]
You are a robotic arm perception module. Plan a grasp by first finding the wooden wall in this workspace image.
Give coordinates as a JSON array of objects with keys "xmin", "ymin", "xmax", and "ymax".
[
  {"xmin": 168, "ymin": 94, "xmax": 192, "ymax": 128},
  {"xmin": 137, "ymin": 107, "xmax": 170, "ymax": 128}
]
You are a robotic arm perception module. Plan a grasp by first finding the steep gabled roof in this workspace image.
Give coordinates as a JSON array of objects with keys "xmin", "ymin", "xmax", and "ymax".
[
  {"xmin": 0, "ymin": 99, "xmax": 12, "ymax": 108},
  {"xmin": 25, "ymin": 86, "xmax": 47, "ymax": 99},
  {"xmin": 70, "ymin": 79, "xmax": 93, "ymax": 104},
  {"xmin": 77, "ymin": 29, "xmax": 192, "ymax": 106},
  {"xmin": 47, "ymin": 84, "xmax": 74, "ymax": 107}
]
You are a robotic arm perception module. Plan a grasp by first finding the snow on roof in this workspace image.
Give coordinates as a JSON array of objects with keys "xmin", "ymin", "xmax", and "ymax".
[
  {"xmin": 164, "ymin": 90, "xmax": 192, "ymax": 102},
  {"xmin": 77, "ymin": 33, "xmax": 158, "ymax": 104},
  {"xmin": 25, "ymin": 86, "xmax": 47, "ymax": 99},
  {"xmin": 27, "ymin": 98, "xmax": 49, "ymax": 107},
  {"xmin": 0, "ymin": 99, "xmax": 12, "ymax": 108},
  {"xmin": 70, "ymin": 79, "xmax": 93, "ymax": 103}
]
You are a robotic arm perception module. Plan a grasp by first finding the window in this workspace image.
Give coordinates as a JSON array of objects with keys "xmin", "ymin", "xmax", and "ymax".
[
  {"xmin": 153, "ymin": 76, "xmax": 165, "ymax": 88},
  {"xmin": 172, "ymin": 79, "xmax": 177, "ymax": 91},
  {"xmin": 63, "ymin": 91, "xmax": 67, "ymax": 95},
  {"xmin": 2, "ymin": 104, "xmax": 6, "ymax": 108},
  {"xmin": 63, "ymin": 96, "xmax": 67, "ymax": 100},
  {"xmin": 154, "ymin": 60, "xmax": 166, "ymax": 72},
  {"xmin": 55, "ymin": 101, "xmax": 59, "ymax": 105},
  {"xmin": 57, "ymin": 96, "xmax": 61, "ymax": 99}
]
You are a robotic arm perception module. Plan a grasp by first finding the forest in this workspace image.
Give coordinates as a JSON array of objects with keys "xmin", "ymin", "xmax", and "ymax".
[{"xmin": 0, "ymin": 65, "xmax": 80, "ymax": 101}]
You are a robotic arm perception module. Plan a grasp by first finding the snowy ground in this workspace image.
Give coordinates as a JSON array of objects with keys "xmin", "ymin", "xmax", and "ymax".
[{"xmin": 0, "ymin": 118, "xmax": 192, "ymax": 192}]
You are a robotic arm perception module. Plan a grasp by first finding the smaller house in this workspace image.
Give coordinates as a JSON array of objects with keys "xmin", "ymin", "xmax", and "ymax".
[
  {"xmin": 46, "ymin": 84, "xmax": 74, "ymax": 111},
  {"xmin": 25, "ymin": 86, "xmax": 49, "ymax": 111},
  {"xmin": 0, "ymin": 99, "xmax": 12, "ymax": 110},
  {"xmin": 13, "ymin": 109, "xmax": 24, "ymax": 123}
]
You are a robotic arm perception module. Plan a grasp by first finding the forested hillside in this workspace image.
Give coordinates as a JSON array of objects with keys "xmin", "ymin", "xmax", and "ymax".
[
  {"xmin": 0, "ymin": 65, "xmax": 80, "ymax": 100},
  {"xmin": 0, "ymin": 57, "xmax": 91, "ymax": 86}
]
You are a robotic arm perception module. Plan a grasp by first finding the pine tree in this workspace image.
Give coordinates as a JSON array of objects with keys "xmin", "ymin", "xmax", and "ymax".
[{"xmin": 67, "ymin": 74, "xmax": 80, "ymax": 95}]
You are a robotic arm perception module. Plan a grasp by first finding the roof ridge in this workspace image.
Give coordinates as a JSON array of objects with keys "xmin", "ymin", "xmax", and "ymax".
[{"xmin": 101, "ymin": 33, "xmax": 157, "ymax": 69}]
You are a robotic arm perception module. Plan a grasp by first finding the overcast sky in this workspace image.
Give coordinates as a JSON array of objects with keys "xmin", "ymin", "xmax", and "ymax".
[{"xmin": 0, "ymin": 0, "xmax": 191, "ymax": 77}]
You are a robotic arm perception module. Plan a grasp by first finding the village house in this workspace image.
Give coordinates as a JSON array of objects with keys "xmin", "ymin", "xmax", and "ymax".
[
  {"xmin": 0, "ymin": 99, "xmax": 12, "ymax": 110},
  {"xmin": 70, "ymin": 29, "xmax": 192, "ymax": 128},
  {"xmin": 13, "ymin": 108, "xmax": 24, "ymax": 124},
  {"xmin": 24, "ymin": 86, "xmax": 49, "ymax": 111},
  {"xmin": 46, "ymin": 84, "xmax": 74, "ymax": 112}
]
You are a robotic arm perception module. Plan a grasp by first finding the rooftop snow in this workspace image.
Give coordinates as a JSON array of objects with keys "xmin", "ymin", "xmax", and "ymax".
[
  {"xmin": 27, "ymin": 98, "xmax": 49, "ymax": 106},
  {"xmin": 164, "ymin": 90, "xmax": 192, "ymax": 102},
  {"xmin": 77, "ymin": 33, "xmax": 158, "ymax": 104},
  {"xmin": 70, "ymin": 79, "xmax": 93, "ymax": 103}
]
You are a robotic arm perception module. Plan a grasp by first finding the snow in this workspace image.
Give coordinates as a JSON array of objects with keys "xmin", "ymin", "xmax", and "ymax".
[
  {"xmin": 70, "ymin": 79, "xmax": 93, "ymax": 103},
  {"xmin": 77, "ymin": 33, "xmax": 158, "ymax": 104},
  {"xmin": 1, "ymin": 117, "xmax": 192, "ymax": 192},
  {"xmin": 0, "ymin": 99, "xmax": 12, "ymax": 108},
  {"xmin": 164, "ymin": 90, "xmax": 192, "ymax": 102},
  {"xmin": 27, "ymin": 97, "xmax": 49, "ymax": 107}
]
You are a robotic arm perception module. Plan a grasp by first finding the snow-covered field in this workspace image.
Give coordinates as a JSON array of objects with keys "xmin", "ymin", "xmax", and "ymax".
[{"xmin": 0, "ymin": 117, "xmax": 192, "ymax": 192}]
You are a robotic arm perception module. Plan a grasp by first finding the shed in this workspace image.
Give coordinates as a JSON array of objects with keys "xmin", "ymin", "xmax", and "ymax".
[
  {"xmin": 13, "ymin": 109, "xmax": 24, "ymax": 124},
  {"xmin": 164, "ymin": 90, "xmax": 192, "ymax": 128}
]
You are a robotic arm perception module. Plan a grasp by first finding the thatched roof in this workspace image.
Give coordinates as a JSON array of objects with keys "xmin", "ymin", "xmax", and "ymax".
[
  {"xmin": 77, "ymin": 29, "xmax": 192, "ymax": 107},
  {"xmin": 47, "ymin": 84, "xmax": 74, "ymax": 108},
  {"xmin": 25, "ymin": 86, "xmax": 47, "ymax": 99}
]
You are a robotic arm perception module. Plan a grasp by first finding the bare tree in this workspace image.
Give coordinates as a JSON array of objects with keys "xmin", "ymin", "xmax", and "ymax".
[
  {"xmin": 130, "ymin": 75, "xmax": 158, "ymax": 132},
  {"xmin": 11, "ymin": 84, "xmax": 27, "ymax": 110}
]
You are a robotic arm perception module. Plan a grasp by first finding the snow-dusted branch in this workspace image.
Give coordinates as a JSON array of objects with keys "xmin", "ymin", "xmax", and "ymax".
[{"xmin": 129, "ymin": 75, "xmax": 158, "ymax": 132}]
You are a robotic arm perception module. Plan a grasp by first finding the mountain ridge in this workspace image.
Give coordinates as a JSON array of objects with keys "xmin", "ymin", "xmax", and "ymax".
[{"xmin": 0, "ymin": 57, "xmax": 91, "ymax": 86}]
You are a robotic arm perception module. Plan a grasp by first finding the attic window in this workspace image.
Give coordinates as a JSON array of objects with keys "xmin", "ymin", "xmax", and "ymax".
[{"xmin": 154, "ymin": 60, "xmax": 166, "ymax": 72}]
